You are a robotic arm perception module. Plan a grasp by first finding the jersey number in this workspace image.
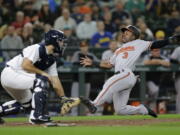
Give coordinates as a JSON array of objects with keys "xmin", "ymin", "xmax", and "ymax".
[{"xmin": 122, "ymin": 52, "xmax": 128, "ymax": 59}]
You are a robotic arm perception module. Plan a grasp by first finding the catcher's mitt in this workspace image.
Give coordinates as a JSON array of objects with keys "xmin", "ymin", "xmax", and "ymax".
[{"xmin": 60, "ymin": 97, "xmax": 80, "ymax": 115}]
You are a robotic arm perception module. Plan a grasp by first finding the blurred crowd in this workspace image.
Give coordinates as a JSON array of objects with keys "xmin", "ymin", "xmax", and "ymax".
[
  {"xmin": 0, "ymin": 0, "xmax": 180, "ymax": 114},
  {"xmin": 0, "ymin": 0, "xmax": 180, "ymax": 61}
]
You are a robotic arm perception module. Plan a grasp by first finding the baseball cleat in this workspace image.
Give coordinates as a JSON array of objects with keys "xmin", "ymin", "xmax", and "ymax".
[
  {"xmin": 80, "ymin": 97, "xmax": 97, "ymax": 113},
  {"xmin": 60, "ymin": 97, "xmax": 81, "ymax": 115},
  {"xmin": 29, "ymin": 115, "xmax": 52, "ymax": 124},
  {"xmin": 144, "ymin": 105, "xmax": 158, "ymax": 118}
]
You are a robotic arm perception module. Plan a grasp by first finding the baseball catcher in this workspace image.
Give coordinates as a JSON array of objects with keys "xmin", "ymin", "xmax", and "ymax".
[{"xmin": 0, "ymin": 30, "xmax": 80, "ymax": 124}]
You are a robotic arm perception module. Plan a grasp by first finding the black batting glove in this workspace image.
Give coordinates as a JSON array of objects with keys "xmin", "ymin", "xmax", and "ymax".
[{"xmin": 169, "ymin": 34, "xmax": 180, "ymax": 44}]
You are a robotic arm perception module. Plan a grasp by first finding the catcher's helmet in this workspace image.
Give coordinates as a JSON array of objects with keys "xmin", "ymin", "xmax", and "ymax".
[
  {"xmin": 44, "ymin": 29, "xmax": 67, "ymax": 55},
  {"xmin": 121, "ymin": 25, "xmax": 141, "ymax": 39}
]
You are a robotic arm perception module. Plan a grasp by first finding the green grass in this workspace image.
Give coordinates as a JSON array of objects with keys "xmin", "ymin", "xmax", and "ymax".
[
  {"xmin": 5, "ymin": 114, "xmax": 180, "ymax": 122},
  {"xmin": 0, "ymin": 126, "xmax": 180, "ymax": 135},
  {"xmin": 1, "ymin": 114, "xmax": 180, "ymax": 135}
]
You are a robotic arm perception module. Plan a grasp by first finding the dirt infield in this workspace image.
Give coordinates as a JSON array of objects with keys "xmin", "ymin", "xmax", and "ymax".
[{"xmin": 1, "ymin": 118, "xmax": 180, "ymax": 127}]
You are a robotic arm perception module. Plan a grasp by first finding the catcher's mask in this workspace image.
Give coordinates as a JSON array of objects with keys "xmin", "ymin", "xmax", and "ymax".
[{"xmin": 44, "ymin": 29, "xmax": 67, "ymax": 56}]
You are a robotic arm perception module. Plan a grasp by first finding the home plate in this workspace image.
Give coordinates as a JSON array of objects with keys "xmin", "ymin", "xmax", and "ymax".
[{"xmin": 44, "ymin": 122, "xmax": 76, "ymax": 127}]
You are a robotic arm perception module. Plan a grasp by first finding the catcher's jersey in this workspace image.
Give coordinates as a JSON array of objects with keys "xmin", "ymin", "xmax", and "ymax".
[
  {"xmin": 6, "ymin": 44, "xmax": 58, "ymax": 76},
  {"xmin": 110, "ymin": 39, "xmax": 152, "ymax": 72}
]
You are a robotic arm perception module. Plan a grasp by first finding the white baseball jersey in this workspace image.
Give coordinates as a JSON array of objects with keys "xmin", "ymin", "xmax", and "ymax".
[
  {"xmin": 1, "ymin": 44, "xmax": 58, "ymax": 104},
  {"xmin": 110, "ymin": 39, "xmax": 152, "ymax": 72},
  {"xmin": 6, "ymin": 44, "xmax": 58, "ymax": 76},
  {"xmin": 170, "ymin": 46, "xmax": 180, "ymax": 113}
]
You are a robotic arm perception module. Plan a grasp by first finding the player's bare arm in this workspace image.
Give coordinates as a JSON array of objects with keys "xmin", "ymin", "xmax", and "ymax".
[
  {"xmin": 22, "ymin": 58, "xmax": 66, "ymax": 97},
  {"xmin": 21, "ymin": 58, "xmax": 53, "ymax": 82},
  {"xmin": 80, "ymin": 56, "xmax": 113, "ymax": 68},
  {"xmin": 51, "ymin": 76, "xmax": 65, "ymax": 97}
]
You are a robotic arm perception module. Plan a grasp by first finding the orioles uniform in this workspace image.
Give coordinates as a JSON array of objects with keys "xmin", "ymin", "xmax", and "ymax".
[
  {"xmin": 170, "ymin": 46, "xmax": 180, "ymax": 113},
  {"xmin": 93, "ymin": 39, "xmax": 152, "ymax": 115},
  {"xmin": 81, "ymin": 25, "xmax": 180, "ymax": 117}
]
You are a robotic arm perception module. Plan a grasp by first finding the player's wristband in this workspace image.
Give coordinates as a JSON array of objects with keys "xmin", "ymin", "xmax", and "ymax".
[
  {"xmin": 59, "ymin": 96, "xmax": 68, "ymax": 102},
  {"xmin": 60, "ymin": 96, "xmax": 67, "ymax": 99},
  {"xmin": 93, "ymin": 61, "xmax": 100, "ymax": 67}
]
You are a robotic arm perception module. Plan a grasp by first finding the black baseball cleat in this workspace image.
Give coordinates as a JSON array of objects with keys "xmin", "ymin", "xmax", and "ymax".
[
  {"xmin": 0, "ymin": 117, "xmax": 5, "ymax": 124},
  {"xmin": 144, "ymin": 105, "xmax": 158, "ymax": 118},
  {"xmin": 80, "ymin": 97, "xmax": 97, "ymax": 113}
]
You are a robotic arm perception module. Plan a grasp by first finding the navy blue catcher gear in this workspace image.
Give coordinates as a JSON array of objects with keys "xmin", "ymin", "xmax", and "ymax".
[
  {"xmin": 0, "ymin": 99, "xmax": 31, "ymax": 117},
  {"xmin": 29, "ymin": 75, "xmax": 51, "ymax": 124},
  {"xmin": 0, "ymin": 100, "xmax": 23, "ymax": 116},
  {"xmin": 34, "ymin": 44, "xmax": 56, "ymax": 70},
  {"xmin": 44, "ymin": 29, "xmax": 67, "ymax": 56}
]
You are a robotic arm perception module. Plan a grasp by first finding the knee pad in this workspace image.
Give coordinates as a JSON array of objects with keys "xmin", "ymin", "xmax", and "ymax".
[
  {"xmin": 33, "ymin": 75, "xmax": 50, "ymax": 92},
  {"xmin": 32, "ymin": 75, "xmax": 49, "ymax": 118},
  {"xmin": 32, "ymin": 91, "xmax": 48, "ymax": 117},
  {"xmin": 0, "ymin": 100, "xmax": 22, "ymax": 116}
]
